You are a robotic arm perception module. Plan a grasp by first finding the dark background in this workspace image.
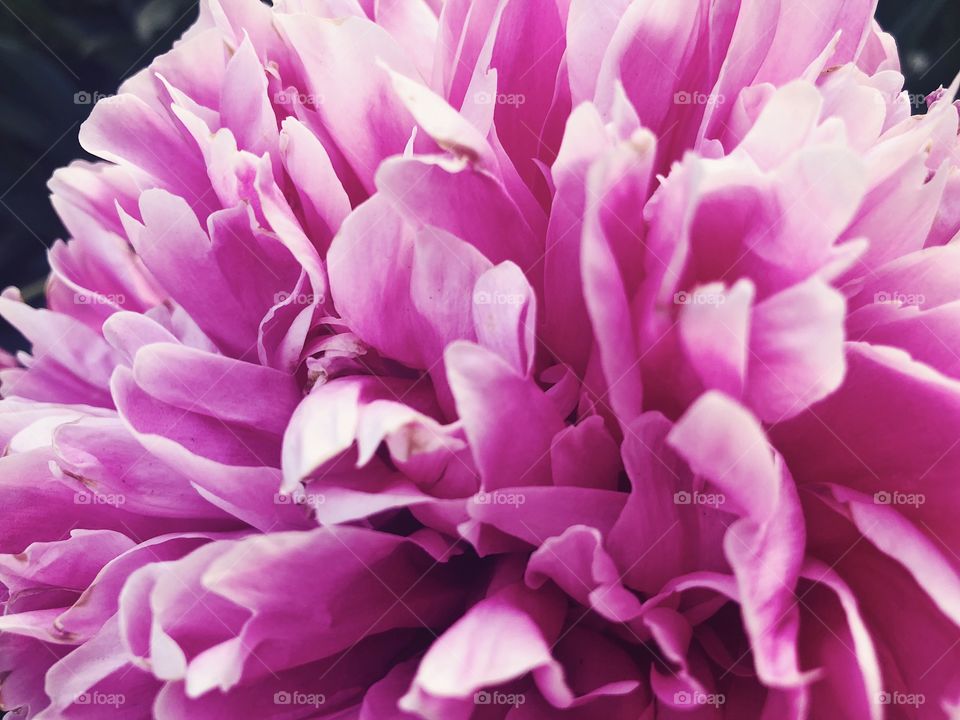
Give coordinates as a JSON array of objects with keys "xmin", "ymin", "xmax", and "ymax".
[{"xmin": 0, "ymin": 0, "xmax": 957, "ymax": 350}]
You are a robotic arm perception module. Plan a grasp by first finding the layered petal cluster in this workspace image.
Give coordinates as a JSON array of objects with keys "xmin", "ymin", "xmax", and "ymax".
[{"xmin": 1, "ymin": 0, "xmax": 959, "ymax": 718}]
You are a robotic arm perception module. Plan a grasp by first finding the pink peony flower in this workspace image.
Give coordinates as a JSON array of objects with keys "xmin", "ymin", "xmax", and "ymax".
[{"xmin": 1, "ymin": 0, "xmax": 959, "ymax": 717}]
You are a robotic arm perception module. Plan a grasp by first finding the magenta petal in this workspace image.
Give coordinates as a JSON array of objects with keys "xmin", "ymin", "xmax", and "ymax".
[
  {"xmin": 328, "ymin": 196, "xmax": 490, "ymax": 372},
  {"xmin": 128, "ymin": 190, "xmax": 259, "ymax": 357},
  {"xmin": 131, "ymin": 343, "xmax": 301, "ymax": 435},
  {"xmin": 279, "ymin": 117, "xmax": 351, "ymax": 247},
  {"xmin": 220, "ymin": 35, "xmax": 280, "ymax": 173},
  {"xmin": 678, "ymin": 279, "xmax": 754, "ymax": 399},
  {"xmin": 669, "ymin": 392, "xmax": 807, "ymax": 687},
  {"xmin": 401, "ymin": 583, "xmax": 565, "ymax": 715},
  {"xmin": 275, "ymin": 14, "xmax": 418, "ymax": 193},
  {"xmin": 376, "ymin": 156, "xmax": 545, "ymax": 270},
  {"xmin": 78, "ymin": 96, "xmax": 211, "ymax": 212},
  {"xmin": 472, "ymin": 262, "xmax": 537, "ymax": 376},
  {"xmin": 543, "ymin": 102, "xmax": 610, "ymax": 374},
  {"xmin": 53, "ymin": 416, "xmax": 231, "ymax": 520},
  {"xmin": 581, "ymin": 131, "xmax": 657, "ymax": 429},
  {"xmin": 446, "ymin": 341, "xmax": 564, "ymax": 489},
  {"xmin": 746, "ymin": 277, "xmax": 847, "ymax": 422}
]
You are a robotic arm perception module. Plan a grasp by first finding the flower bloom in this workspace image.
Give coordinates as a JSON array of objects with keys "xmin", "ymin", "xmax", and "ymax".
[{"xmin": 1, "ymin": 0, "xmax": 959, "ymax": 718}]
